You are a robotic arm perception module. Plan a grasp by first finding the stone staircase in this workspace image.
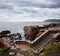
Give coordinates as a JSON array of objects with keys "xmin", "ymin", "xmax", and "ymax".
[{"xmin": 32, "ymin": 33, "xmax": 53, "ymax": 50}]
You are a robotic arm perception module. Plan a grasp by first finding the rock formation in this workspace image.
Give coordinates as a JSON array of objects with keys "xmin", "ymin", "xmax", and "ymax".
[
  {"xmin": 44, "ymin": 23, "xmax": 60, "ymax": 28},
  {"xmin": 0, "ymin": 30, "xmax": 11, "ymax": 37},
  {"xmin": 24, "ymin": 25, "xmax": 40, "ymax": 41},
  {"xmin": 0, "ymin": 30, "xmax": 11, "ymax": 34},
  {"xmin": 0, "ymin": 38, "xmax": 11, "ymax": 48},
  {"xmin": 9, "ymin": 33, "xmax": 22, "ymax": 40}
]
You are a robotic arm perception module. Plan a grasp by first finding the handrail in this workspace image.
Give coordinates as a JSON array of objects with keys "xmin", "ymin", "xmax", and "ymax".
[
  {"xmin": 31, "ymin": 30, "xmax": 49, "ymax": 44},
  {"xmin": 31, "ymin": 29, "xmax": 60, "ymax": 44}
]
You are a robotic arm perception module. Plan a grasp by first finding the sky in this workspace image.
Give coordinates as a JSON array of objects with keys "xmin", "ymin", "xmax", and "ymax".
[{"xmin": 0, "ymin": 0, "xmax": 60, "ymax": 22}]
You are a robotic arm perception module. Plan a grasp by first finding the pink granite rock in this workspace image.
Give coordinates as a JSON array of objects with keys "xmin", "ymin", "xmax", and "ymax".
[{"xmin": 24, "ymin": 26, "xmax": 39, "ymax": 41}]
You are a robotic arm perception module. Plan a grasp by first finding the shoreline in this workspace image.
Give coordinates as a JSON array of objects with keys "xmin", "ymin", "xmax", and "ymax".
[{"xmin": 0, "ymin": 23, "xmax": 60, "ymax": 56}]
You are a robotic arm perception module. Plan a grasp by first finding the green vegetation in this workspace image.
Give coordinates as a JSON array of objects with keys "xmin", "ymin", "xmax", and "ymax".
[
  {"xmin": 2, "ymin": 48, "xmax": 9, "ymax": 52},
  {"xmin": 0, "ymin": 47, "xmax": 10, "ymax": 56},
  {"xmin": 23, "ymin": 43, "xmax": 60, "ymax": 56},
  {"xmin": 0, "ymin": 47, "xmax": 9, "ymax": 52},
  {"xmin": 43, "ymin": 43, "xmax": 60, "ymax": 56},
  {"xmin": 44, "ymin": 44, "xmax": 54, "ymax": 51}
]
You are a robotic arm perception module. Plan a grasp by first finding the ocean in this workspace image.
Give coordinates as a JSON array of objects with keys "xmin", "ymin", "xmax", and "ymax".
[{"xmin": 0, "ymin": 22, "xmax": 52, "ymax": 40}]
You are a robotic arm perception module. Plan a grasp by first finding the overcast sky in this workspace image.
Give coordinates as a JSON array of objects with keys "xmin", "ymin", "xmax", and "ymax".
[{"xmin": 0, "ymin": 0, "xmax": 60, "ymax": 22}]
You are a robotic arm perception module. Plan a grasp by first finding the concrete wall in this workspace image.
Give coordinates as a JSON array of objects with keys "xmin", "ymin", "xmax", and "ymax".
[{"xmin": 15, "ymin": 41, "xmax": 32, "ymax": 46}]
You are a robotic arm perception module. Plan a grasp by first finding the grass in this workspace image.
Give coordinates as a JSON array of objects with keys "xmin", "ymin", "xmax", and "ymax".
[{"xmin": 43, "ymin": 43, "xmax": 60, "ymax": 56}]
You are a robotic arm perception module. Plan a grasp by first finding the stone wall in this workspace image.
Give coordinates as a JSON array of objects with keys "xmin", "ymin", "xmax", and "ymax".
[{"xmin": 16, "ymin": 41, "xmax": 32, "ymax": 46}]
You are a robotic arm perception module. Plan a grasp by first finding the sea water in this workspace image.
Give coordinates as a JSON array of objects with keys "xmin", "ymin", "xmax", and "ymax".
[{"xmin": 0, "ymin": 22, "xmax": 51, "ymax": 40}]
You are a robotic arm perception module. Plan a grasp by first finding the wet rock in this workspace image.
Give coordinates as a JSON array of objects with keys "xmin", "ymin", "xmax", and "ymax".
[
  {"xmin": 0, "ymin": 30, "xmax": 11, "ymax": 37},
  {"xmin": 24, "ymin": 25, "xmax": 40, "ymax": 41},
  {"xmin": 9, "ymin": 33, "xmax": 22, "ymax": 40},
  {"xmin": 0, "ymin": 34, "xmax": 7, "ymax": 37},
  {"xmin": 0, "ymin": 30, "xmax": 11, "ymax": 34},
  {"xmin": 44, "ymin": 23, "xmax": 60, "ymax": 28}
]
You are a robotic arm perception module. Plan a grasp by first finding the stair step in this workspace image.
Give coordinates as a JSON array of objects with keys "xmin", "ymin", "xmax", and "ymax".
[{"xmin": 32, "ymin": 34, "xmax": 52, "ymax": 50}]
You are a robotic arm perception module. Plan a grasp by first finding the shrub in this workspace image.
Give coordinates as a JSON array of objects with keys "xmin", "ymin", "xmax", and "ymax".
[
  {"xmin": 44, "ymin": 43, "xmax": 60, "ymax": 56},
  {"xmin": 1, "ymin": 48, "xmax": 9, "ymax": 52},
  {"xmin": 44, "ymin": 44, "xmax": 54, "ymax": 52}
]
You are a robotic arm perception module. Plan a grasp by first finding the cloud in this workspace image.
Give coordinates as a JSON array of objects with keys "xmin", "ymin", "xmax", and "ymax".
[
  {"xmin": 10, "ymin": 0, "xmax": 60, "ymax": 8},
  {"xmin": 0, "ymin": 0, "xmax": 60, "ymax": 22}
]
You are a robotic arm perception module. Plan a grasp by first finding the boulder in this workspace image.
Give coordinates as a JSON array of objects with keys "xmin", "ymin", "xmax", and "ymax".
[
  {"xmin": 0, "ymin": 30, "xmax": 11, "ymax": 37},
  {"xmin": 24, "ymin": 25, "xmax": 40, "ymax": 41},
  {"xmin": 9, "ymin": 33, "xmax": 22, "ymax": 40},
  {"xmin": 0, "ymin": 38, "xmax": 11, "ymax": 48},
  {"xmin": 0, "ymin": 30, "xmax": 11, "ymax": 34}
]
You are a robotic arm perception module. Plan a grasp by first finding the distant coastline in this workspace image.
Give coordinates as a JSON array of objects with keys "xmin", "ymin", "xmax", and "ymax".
[{"xmin": 44, "ymin": 19, "xmax": 60, "ymax": 22}]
